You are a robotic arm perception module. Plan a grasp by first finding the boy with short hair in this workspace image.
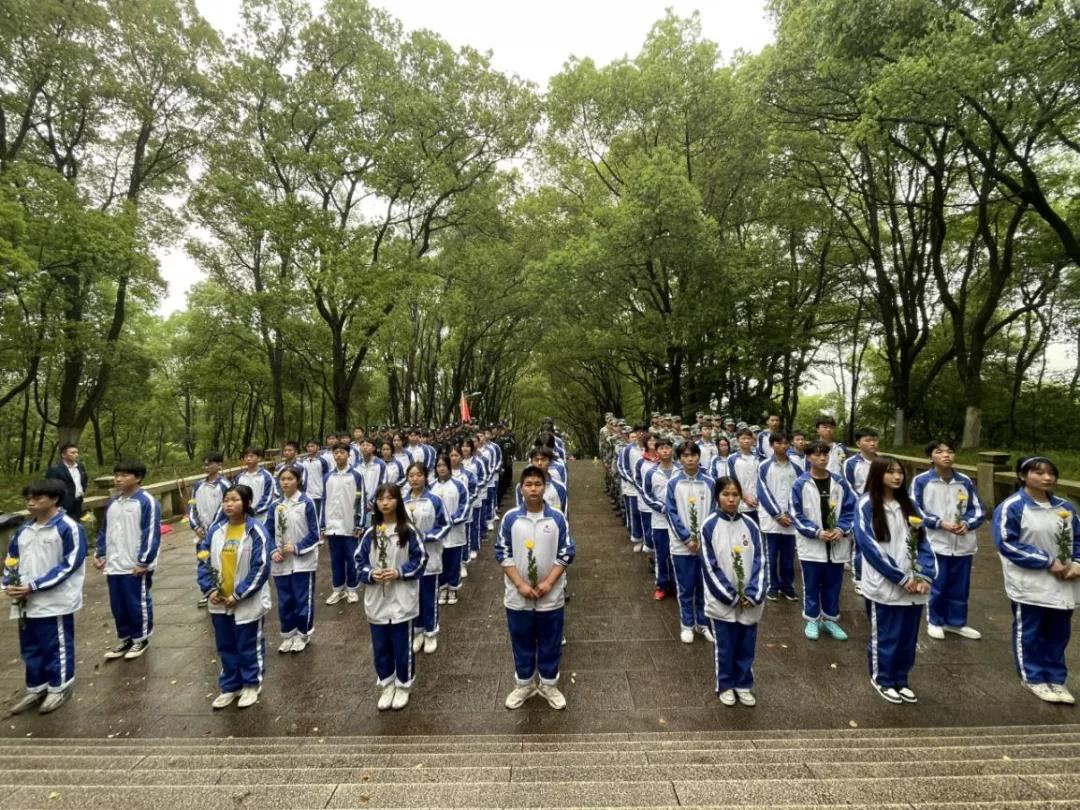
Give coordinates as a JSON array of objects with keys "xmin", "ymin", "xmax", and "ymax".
[
  {"xmin": 666, "ymin": 441, "xmax": 716, "ymax": 644},
  {"xmin": 95, "ymin": 460, "xmax": 160, "ymax": 661},
  {"xmin": 299, "ymin": 439, "xmax": 330, "ymax": 522},
  {"xmin": 237, "ymin": 447, "xmax": 275, "ymax": 521},
  {"xmin": 641, "ymin": 437, "xmax": 678, "ymax": 600},
  {"xmin": 322, "ymin": 444, "xmax": 365, "ymax": 605},
  {"xmin": 274, "ymin": 441, "xmax": 307, "ymax": 497},
  {"xmin": 727, "ymin": 428, "xmax": 761, "ymax": 524},
  {"xmin": 757, "ymin": 413, "xmax": 781, "ymax": 459},
  {"xmin": 788, "ymin": 431, "xmax": 808, "ymax": 474},
  {"xmin": 814, "ymin": 416, "xmax": 847, "ymax": 476},
  {"xmin": 757, "ymin": 433, "xmax": 800, "ymax": 601},
  {"xmin": 844, "ymin": 428, "xmax": 879, "ymax": 593},
  {"xmin": 911, "ymin": 440, "xmax": 985, "ymax": 640},
  {"xmin": 497, "ymin": 466, "xmax": 574, "ymax": 710},
  {"xmin": 189, "ymin": 451, "xmax": 230, "ymax": 608},
  {"xmin": 4, "ymin": 480, "xmax": 87, "ymax": 714}
]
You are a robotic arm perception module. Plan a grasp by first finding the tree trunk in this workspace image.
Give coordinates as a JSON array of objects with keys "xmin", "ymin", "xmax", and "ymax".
[
  {"xmin": 892, "ymin": 407, "xmax": 908, "ymax": 448},
  {"xmin": 962, "ymin": 405, "xmax": 982, "ymax": 450},
  {"xmin": 89, "ymin": 408, "xmax": 105, "ymax": 466}
]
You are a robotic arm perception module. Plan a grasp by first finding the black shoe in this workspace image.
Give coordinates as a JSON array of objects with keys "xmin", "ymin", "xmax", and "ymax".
[
  {"xmin": 782, "ymin": 591, "xmax": 799, "ymax": 602},
  {"xmin": 104, "ymin": 640, "xmax": 133, "ymax": 660},
  {"xmin": 765, "ymin": 591, "xmax": 779, "ymax": 602}
]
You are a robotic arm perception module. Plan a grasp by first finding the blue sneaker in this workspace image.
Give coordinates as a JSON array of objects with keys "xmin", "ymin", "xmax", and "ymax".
[
  {"xmin": 804, "ymin": 620, "xmax": 820, "ymax": 640},
  {"xmin": 822, "ymin": 620, "xmax": 848, "ymax": 641}
]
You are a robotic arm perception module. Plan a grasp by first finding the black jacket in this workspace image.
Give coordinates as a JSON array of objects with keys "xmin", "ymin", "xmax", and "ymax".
[{"xmin": 45, "ymin": 462, "xmax": 89, "ymax": 519}]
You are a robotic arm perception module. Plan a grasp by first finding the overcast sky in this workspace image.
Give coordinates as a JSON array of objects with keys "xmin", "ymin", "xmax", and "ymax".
[{"xmin": 156, "ymin": 0, "xmax": 774, "ymax": 313}]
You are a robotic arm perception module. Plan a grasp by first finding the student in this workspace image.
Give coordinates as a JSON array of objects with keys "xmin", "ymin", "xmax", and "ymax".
[
  {"xmin": 236, "ymin": 447, "xmax": 275, "ymax": 521},
  {"xmin": 460, "ymin": 439, "xmax": 489, "ymax": 559},
  {"xmin": 516, "ymin": 447, "xmax": 569, "ymax": 515},
  {"xmin": 265, "ymin": 467, "xmax": 321, "ymax": 653},
  {"xmin": 756, "ymin": 413, "xmax": 781, "ymax": 460},
  {"xmin": 855, "ymin": 457, "xmax": 936, "ymax": 704},
  {"xmin": 701, "ymin": 476, "xmax": 766, "ymax": 707},
  {"xmin": 814, "ymin": 416, "xmax": 847, "ymax": 476},
  {"xmin": 910, "ymin": 440, "xmax": 985, "ymax": 640},
  {"xmin": 634, "ymin": 436, "xmax": 659, "ymax": 555},
  {"xmin": 392, "ymin": 434, "xmax": 412, "ymax": 482},
  {"xmin": 378, "ymin": 440, "xmax": 406, "ymax": 488},
  {"xmin": 321, "ymin": 445, "xmax": 365, "ymax": 605},
  {"xmin": 788, "ymin": 431, "xmax": 808, "ymax": 474},
  {"xmin": 319, "ymin": 434, "xmax": 338, "ymax": 468},
  {"xmin": 496, "ymin": 466, "xmax": 575, "ymax": 710},
  {"xmin": 618, "ymin": 425, "xmax": 648, "ymax": 551},
  {"xmin": 356, "ymin": 483, "xmax": 427, "ymax": 711},
  {"xmin": 3, "ymin": 480, "xmax": 87, "ymax": 715},
  {"xmin": 189, "ymin": 452, "xmax": 230, "ymax": 608},
  {"xmin": 95, "ymin": 460, "xmax": 160, "ymax": 661},
  {"xmin": 197, "ymin": 484, "xmax": 272, "ymax": 709},
  {"xmin": 431, "ymin": 455, "xmax": 469, "ymax": 606},
  {"xmin": 355, "ymin": 437, "xmax": 387, "ymax": 528},
  {"xmin": 993, "ymin": 456, "xmax": 1080, "ymax": 704},
  {"xmin": 448, "ymin": 445, "xmax": 479, "ymax": 583},
  {"xmin": 298, "ymin": 439, "xmax": 330, "ymax": 522},
  {"xmin": 405, "ymin": 428, "xmax": 436, "ymax": 470},
  {"xmin": 790, "ymin": 442, "xmax": 856, "ymax": 642},
  {"xmin": 697, "ymin": 425, "xmax": 718, "ymax": 471},
  {"xmin": 757, "ymin": 433, "xmax": 800, "ymax": 601},
  {"xmin": 641, "ymin": 437, "xmax": 679, "ymax": 600},
  {"xmin": 715, "ymin": 437, "xmax": 732, "ymax": 467},
  {"xmin": 665, "ymin": 441, "xmax": 716, "ymax": 644},
  {"xmin": 404, "ymin": 463, "xmax": 450, "ymax": 655},
  {"xmin": 727, "ymin": 429, "xmax": 760, "ymax": 524},
  {"xmin": 273, "ymin": 441, "xmax": 307, "ymax": 497},
  {"xmin": 845, "ymin": 429, "xmax": 880, "ymax": 594}
]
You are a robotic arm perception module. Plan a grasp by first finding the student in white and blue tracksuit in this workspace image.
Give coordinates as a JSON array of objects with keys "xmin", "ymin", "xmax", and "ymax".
[
  {"xmin": 299, "ymin": 440, "xmax": 330, "ymax": 523},
  {"xmin": 993, "ymin": 456, "xmax": 1080, "ymax": 704},
  {"xmin": 702, "ymin": 475, "xmax": 766, "ymax": 706},
  {"xmin": 378, "ymin": 440, "xmax": 406, "ymax": 488},
  {"xmin": 756, "ymin": 414, "xmax": 781, "ymax": 460},
  {"xmin": 844, "ymin": 429, "xmax": 879, "ymax": 590},
  {"xmin": 236, "ymin": 447, "xmax": 275, "ymax": 521},
  {"xmin": 516, "ymin": 448, "xmax": 569, "ymax": 514},
  {"xmin": 756, "ymin": 434, "xmax": 800, "ymax": 601},
  {"xmin": 788, "ymin": 432, "xmax": 808, "ymax": 475},
  {"xmin": 321, "ymin": 446, "xmax": 365, "ymax": 604},
  {"xmin": 356, "ymin": 483, "xmax": 427, "ymax": 710},
  {"xmin": 404, "ymin": 463, "xmax": 450, "ymax": 652},
  {"xmin": 641, "ymin": 438, "xmax": 678, "ymax": 596},
  {"xmin": 634, "ymin": 441, "xmax": 659, "ymax": 553},
  {"xmin": 265, "ymin": 468, "xmax": 321, "ymax": 653},
  {"xmin": 910, "ymin": 440, "xmax": 985, "ymax": 639},
  {"xmin": 461, "ymin": 439, "xmax": 489, "ymax": 556},
  {"xmin": 272, "ymin": 441, "xmax": 307, "ymax": 498},
  {"xmin": 855, "ymin": 457, "xmax": 936, "ymax": 704},
  {"xmin": 479, "ymin": 433, "xmax": 503, "ymax": 528},
  {"xmin": 355, "ymin": 440, "xmax": 387, "ymax": 528},
  {"xmin": 432, "ymin": 455, "xmax": 469, "ymax": 599},
  {"xmin": 95, "ymin": 460, "xmax": 160, "ymax": 658},
  {"xmin": 813, "ymin": 416, "xmax": 847, "ymax": 476},
  {"xmin": 665, "ymin": 442, "xmax": 715, "ymax": 642},
  {"xmin": 618, "ymin": 427, "xmax": 647, "ymax": 546},
  {"xmin": 189, "ymin": 453, "xmax": 230, "ymax": 538},
  {"xmin": 790, "ymin": 441, "xmax": 857, "ymax": 641},
  {"xmin": 449, "ymin": 446, "xmax": 479, "ymax": 570},
  {"xmin": 728, "ymin": 429, "xmax": 760, "ymax": 525},
  {"xmin": 3, "ymin": 480, "xmax": 87, "ymax": 714},
  {"xmin": 496, "ymin": 466, "xmax": 575, "ymax": 710},
  {"xmin": 197, "ymin": 484, "xmax": 272, "ymax": 709}
]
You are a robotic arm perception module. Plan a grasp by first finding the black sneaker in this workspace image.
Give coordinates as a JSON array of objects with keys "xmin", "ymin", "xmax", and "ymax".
[
  {"xmin": 765, "ymin": 591, "xmax": 779, "ymax": 602},
  {"xmin": 104, "ymin": 640, "xmax": 133, "ymax": 660},
  {"xmin": 782, "ymin": 591, "xmax": 799, "ymax": 602},
  {"xmin": 124, "ymin": 640, "xmax": 149, "ymax": 659}
]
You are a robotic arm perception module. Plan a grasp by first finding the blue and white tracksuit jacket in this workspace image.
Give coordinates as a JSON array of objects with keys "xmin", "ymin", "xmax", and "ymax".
[{"xmin": 189, "ymin": 477, "xmax": 230, "ymax": 535}]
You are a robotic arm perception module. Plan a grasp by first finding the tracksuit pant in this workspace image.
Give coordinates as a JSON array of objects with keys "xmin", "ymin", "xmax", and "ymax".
[
  {"xmin": 439, "ymin": 546, "xmax": 465, "ymax": 591},
  {"xmin": 417, "ymin": 574, "xmax": 439, "ymax": 637},
  {"xmin": 371, "ymin": 620, "xmax": 415, "ymax": 689},
  {"xmin": 19, "ymin": 614, "xmax": 75, "ymax": 694},
  {"xmin": 210, "ymin": 613, "xmax": 265, "ymax": 693},
  {"xmin": 107, "ymin": 572, "xmax": 154, "ymax": 643},
  {"xmin": 651, "ymin": 527, "xmax": 674, "ymax": 591},
  {"xmin": 671, "ymin": 554, "xmax": 707, "ymax": 629},
  {"xmin": 468, "ymin": 517, "xmax": 481, "ymax": 555},
  {"xmin": 327, "ymin": 534, "xmax": 359, "ymax": 591},
  {"xmin": 765, "ymin": 533, "xmax": 797, "ymax": 596},
  {"xmin": 1011, "ymin": 602, "xmax": 1072, "ymax": 686},
  {"xmin": 506, "ymin": 607, "xmax": 564, "ymax": 685},
  {"xmin": 710, "ymin": 618, "xmax": 757, "ymax": 693},
  {"xmin": 929, "ymin": 554, "xmax": 973, "ymax": 628},
  {"xmin": 801, "ymin": 560, "xmax": 844, "ymax": 622},
  {"xmin": 274, "ymin": 571, "xmax": 315, "ymax": 638},
  {"xmin": 865, "ymin": 600, "xmax": 922, "ymax": 689}
]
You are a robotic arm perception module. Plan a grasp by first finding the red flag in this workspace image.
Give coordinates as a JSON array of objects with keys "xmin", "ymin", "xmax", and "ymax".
[{"xmin": 460, "ymin": 392, "xmax": 471, "ymax": 423}]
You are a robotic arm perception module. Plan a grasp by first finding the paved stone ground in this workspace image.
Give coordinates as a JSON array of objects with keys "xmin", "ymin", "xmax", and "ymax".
[{"xmin": 1, "ymin": 459, "xmax": 1077, "ymax": 739}]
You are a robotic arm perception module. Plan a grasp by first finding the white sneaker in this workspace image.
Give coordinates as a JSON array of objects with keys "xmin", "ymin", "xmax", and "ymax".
[
  {"xmin": 632, "ymin": 542, "xmax": 644, "ymax": 553},
  {"xmin": 9, "ymin": 692, "xmax": 44, "ymax": 715},
  {"xmin": 345, "ymin": 590, "xmax": 360, "ymax": 604},
  {"xmin": 718, "ymin": 689, "xmax": 737, "ymax": 706},
  {"xmin": 945, "ymin": 625, "xmax": 982, "ymax": 640},
  {"xmin": 1051, "ymin": 684, "xmax": 1076, "ymax": 705},
  {"xmin": 680, "ymin": 627, "xmax": 694, "ymax": 644},
  {"xmin": 469, "ymin": 550, "xmax": 478, "ymax": 561},
  {"xmin": 412, "ymin": 633, "xmax": 424, "ymax": 654},
  {"xmin": 325, "ymin": 589, "xmax": 344, "ymax": 605},
  {"xmin": 447, "ymin": 591, "xmax": 458, "ymax": 605},
  {"xmin": 438, "ymin": 590, "xmax": 448, "ymax": 605},
  {"xmin": 927, "ymin": 624, "xmax": 945, "ymax": 640},
  {"xmin": 505, "ymin": 684, "xmax": 538, "ymax": 709},
  {"xmin": 291, "ymin": 636, "xmax": 309, "ymax": 653},
  {"xmin": 1025, "ymin": 682, "xmax": 1060, "ymax": 703},
  {"xmin": 278, "ymin": 638, "xmax": 295, "ymax": 654},
  {"xmin": 460, "ymin": 564, "xmax": 469, "ymax": 578},
  {"xmin": 423, "ymin": 635, "xmax": 438, "ymax": 654},
  {"xmin": 538, "ymin": 683, "xmax": 566, "ymax": 710},
  {"xmin": 391, "ymin": 687, "xmax": 410, "ymax": 710},
  {"xmin": 377, "ymin": 684, "xmax": 396, "ymax": 711},
  {"xmin": 853, "ymin": 582, "xmax": 863, "ymax": 596},
  {"xmin": 897, "ymin": 687, "xmax": 918, "ymax": 704},
  {"xmin": 237, "ymin": 685, "xmax": 261, "ymax": 708},
  {"xmin": 38, "ymin": 690, "xmax": 69, "ymax": 714},
  {"xmin": 696, "ymin": 625, "xmax": 715, "ymax": 643},
  {"xmin": 211, "ymin": 691, "xmax": 238, "ymax": 709},
  {"xmin": 735, "ymin": 689, "xmax": 756, "ymax": 707}
]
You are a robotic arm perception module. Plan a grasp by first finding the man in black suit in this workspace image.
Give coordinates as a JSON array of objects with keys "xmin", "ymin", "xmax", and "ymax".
[{"xmin": 45, "ymin": 443, "xmax": 89, "ymax": 520}]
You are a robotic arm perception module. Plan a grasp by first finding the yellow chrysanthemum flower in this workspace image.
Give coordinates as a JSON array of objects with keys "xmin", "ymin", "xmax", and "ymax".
[
  {"xmin": 687, "ymin": 497, "xmax": 696, "ymax": 505},
  {"xmin": 525, "ymin": 540, "xmax": 534, "ymax": 550},
  {"xmin": 908, "ymin": 516, "xmax": 924, "ymax": 528},
  {"xmin": 196, "ymin": 550, "xmax": 210, "ymax": 561},
  {"xmin": 1058, "ymin": 509, "xmax": 1071, "ymax": 520},
  {"xmin": 957, "ymin": 492, "xmax": 967, "ymax": 502},
  {"xmin": 4, "ymin": 557, "xmax": 19, "ymax": 569},
  {"xmin": 829, "ymin": 500, "xmax": 837, "ymax": 509},
  {"xmin": 732, "ymin": 545, "xmax": 744, "ymax": 554}
]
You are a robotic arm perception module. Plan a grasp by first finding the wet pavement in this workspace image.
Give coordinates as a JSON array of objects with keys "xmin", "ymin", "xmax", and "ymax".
[{"xmin": 1, "ymin": 459, "xmax": 1077, "ymax": 738}]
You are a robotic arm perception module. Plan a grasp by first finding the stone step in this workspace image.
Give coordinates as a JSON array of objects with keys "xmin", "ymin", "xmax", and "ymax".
[{"xmin": 0, "ymin": 775, "xmax": 1077, "ymax": 809}]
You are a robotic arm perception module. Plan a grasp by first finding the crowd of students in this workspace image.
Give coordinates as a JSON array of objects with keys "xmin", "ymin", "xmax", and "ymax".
[{"xmin": 601, "ymin": 412, "xmax": 1080, "ymax": 707}]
